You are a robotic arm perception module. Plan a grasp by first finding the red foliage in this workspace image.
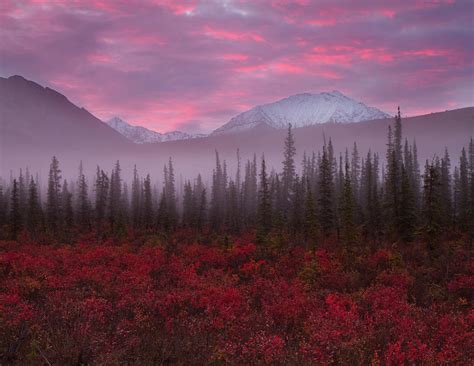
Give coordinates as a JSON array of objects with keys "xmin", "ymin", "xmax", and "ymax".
[{"xmin": 0, "ymin": 239, "xmax": 471, "ymax": 364}]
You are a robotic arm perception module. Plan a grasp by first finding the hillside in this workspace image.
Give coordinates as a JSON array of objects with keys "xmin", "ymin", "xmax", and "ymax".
[{"xmin": 1, "ymin": 75, "xmax": 472, "ymax": 180}]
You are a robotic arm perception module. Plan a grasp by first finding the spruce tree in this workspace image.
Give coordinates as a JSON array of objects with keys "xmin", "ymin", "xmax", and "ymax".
[
  {"xmin": 195, "ymin": 174, "xmax": 207, "ymax": 231},
  {"xmin": 10, "ymin": 179, "xmax": 22, "ymax": 240},
  {"xmin": 210, "ymin": 151, "xmax": 225, "ymax": 230},
  {"xmin": 131, "ymin": 165, "xmax": 141, "ymax": 228},
  {"xmin": 226, "ymin": 180, "xmax": 240, "ymax": 233},
  {"xmin": 328, "ymin": 138, "xmax": 338, "ymax": 221},
  {"xmin": 122, "ymin": 182, "xmax": 130, "ymax": 226},
  {"xmin": 350, "ymin": 142, "xmax": 360, "ymax": 200},
  {"xmin": 304, "ymin": 178, "xmax": 318, "ymax": 246},
  {"xmin": 61, "ymin": 179, "xmax": 74, "ymax": 230},
  {"xmin": 394, "ymin": 106, "xmax": 403, "ymax": 167},
  {"xmin": 46, "ymin": 156, "xmax": 62, "ymax": 233},
  {"xmin": 359, "ymin": 157, "xmax": 367, "ymax": 217},
  {"xmin": 235, "ymin": 149, "xmax": 242, "ymax": 194},
  {"xmin": 271, "ymin": 173, "xmax": 285, "ymax": 232},
  {"xmin": 281, "ymin": 124, "xmax": 296, "ymax": 214},
  {"xmin": 422, "ymin": 161, "xmax": 443, "ymax": 249},
  {"xmin": 440, "ymin": 149, "xmax": 453, "ymax": 228},
  {"xmin": 337, "ymin": 153, "xmax": 344, "ymax": 207},
  {"xmin": 291, "ymin": 175, "xmax": 304, "ymax": 234},
  {"xmin": 94, "ymin": 167, "xmax": 109, "ymax": 232},
  {"xmin": 182, "ymin": 180, "xmax": 194, "ymax": 228},
  {"xmin": 453, "ymin": 166, "xmax": 461, "ymax": 229},
  {"xmin": 341, "ymin": 152, "xmax": 356, "ymax": 247},
  {"xmin": 384, "ymin": 120, "xmax": 400, "ymax": 236},
  {"xmin": 241, "ymin": 156, "xmax": 257, "ymax": 229},
  {"xmin": 0, "ymin": 183, "xmax": 6, "ymax": 231},
  {"xmin": 458, "ymin": 148, "xmax": 470, "ymax": 230},
  {"xmin": 469, "ymin": 138, "xmax": 474, "ymax": 241},
  {"xmin": 166, "ymin": 158, "xmax": 178, "ymax": 229},
  {"xmin": 318, "ymin": 145, "xmax": 334, "ymax": 236},
  {"xmin": 76, "ymin": 161, "xmax": 91, "ymax": 230},
  {"xmin": 328, "ymin": 138, "xmax": 336, "ymax": 180},
  {"xmin": 363, "ymin": 151, "xmax": 378, "ymax": 238},
  {"xmin": 27, "ymin": 177, "xmax": 42, "ymax": 236},
  {"xmin": 257, "ymin": 156, "xmax": 272, "ymax": 243},
  {"xmin": 109, "ymin": 160, "xmax": 122, "ymax": 231},
  {"xmin": 18, "ymin": 169, "xmax": 28, "ymax": 225},
  {"xmin": 399, "ymin": 164, "xmax": 416, "ymax": 242},
  {"xmin": 157, "ymin": 188, "xmax": 169, "ymax": 231},
  {"xmin": 412, "ymin": 140, "xmax": 421, "ymax": 208},
  {"xmin": 302, "ymin": 152, "xmax": 309, "ymax": 182},
  {"xmin": 142, "ymin": 174, "xmax": 154, "ymax": 229}
]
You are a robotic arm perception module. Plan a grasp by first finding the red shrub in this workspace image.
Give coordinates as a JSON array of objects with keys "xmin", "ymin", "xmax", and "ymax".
[{"xmin": 0, "ymin": 238, "xmax": 471, "ymax": 364}]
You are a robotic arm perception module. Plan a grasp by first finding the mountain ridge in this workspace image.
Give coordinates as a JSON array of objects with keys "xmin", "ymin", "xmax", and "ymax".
[
  {"xmin": 212, "ymin": 91, "xmax": 390, "ymax": 135},
  {"xmin": 106, "ymin": 117, "xmax": 205, "ymax": 144},
  {"xmin": 0, "ymin": 73, "xmax": 474, "ymax": 181},
  {"xmin": 108, "ymin": 90, "xmax": 391, "ymax": 142},
  {"xmin": 0, "ymin": 74, "xmax": 131, "ymax": 153},
  {"xmin": 1, "ymin": 74, "xmax": 472, "ymax": 180}
]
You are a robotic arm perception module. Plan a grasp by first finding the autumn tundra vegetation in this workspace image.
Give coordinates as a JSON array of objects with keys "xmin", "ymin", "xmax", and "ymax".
[{"xmin": 0, "ymin": 111, "xmax": 473, "ymax": 364}]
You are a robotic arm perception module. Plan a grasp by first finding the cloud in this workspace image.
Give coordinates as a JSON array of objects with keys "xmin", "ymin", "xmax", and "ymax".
[{"xmin": 0, "ymin": 0, "xmax": 472, "ymax": 132}]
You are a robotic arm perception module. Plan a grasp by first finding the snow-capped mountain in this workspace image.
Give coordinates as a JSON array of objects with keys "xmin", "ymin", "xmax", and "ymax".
[
  {"xmin": 212, "ymin": 91, "xmax": 390, "ymax": 135},
  {"xmin": 106, "ymin": 117, "xmax": 204, "ymax": 144},
  {"xmin": 107, "ymin": 92, "xmax": 390, "ymax": 141}
]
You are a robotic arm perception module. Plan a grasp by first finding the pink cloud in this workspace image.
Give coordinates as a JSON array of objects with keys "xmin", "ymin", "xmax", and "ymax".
[
  {"xmin": 321, "ymin": 46, "xmax": 458, "ymax": 66},
  {"xmin": 204, "ymin": 25, "xmax": 265, "ymax": 42},
  {"xmin": 235, "ymin": 62, "xmax": 304, "ymax": 76},
  {"xmin": 235, "ymin": 64, "xmax": 266, "ymax": 74},
  {"xmin": 125, "ymin": 33, "xmax": 166, "ymax": 46},
  {"xmin": 307, "ymin": 18, "xmax": 338, "ymax": 27},
  {"xmin": 1, "ymin": 0, "xmax": 471, "ymax": 133},
  {"xmin": 221, "ymin": 53, "xmax": 249, "ymax": 61},
  {"xmin": 272, "ymin": 63, "xmax": 305, "ymax": 74},
  {"xmin": 403, "ymin": 49, "xmax": 449, "ymax": 57},
  {"xmin": 50, "ymin": 78, "xmax": 82, "ymax": 91},
  {"xmin": 87, "ymin": 53, "xmax": 112, "ymax": 64},
  {"xmin": 315, "ymin": 70, "xmax": 343, "ymax": 80},
  {"xmin": 357, "ymin": 48, "xmax": 394, "ymax": 63},
  {"xmin": 306, "ymin": 47, "xmax": 353, "ymax": 65},
  {"xmin": 156, "ymin": 0, "xmax": 197, "ymax": 15}
]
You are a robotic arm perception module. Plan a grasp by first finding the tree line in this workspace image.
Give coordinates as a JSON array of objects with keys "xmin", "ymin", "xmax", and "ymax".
[{"xmin": 1, "ymin": 108, "xmax": 473, "ymax": 246}]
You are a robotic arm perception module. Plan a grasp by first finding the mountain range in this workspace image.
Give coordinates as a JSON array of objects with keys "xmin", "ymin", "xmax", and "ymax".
[
  {"xmin": 0, "ymin": 75, "xmax": 129, "ymax": 151},
  {"xmin": 106, "ymin": 117, "xmax": 205, "ymax": 144},
  {"xmin": 107, "ymin": 90, "xmax": 391, "ymax": 142},
  {"xmin": 1, "ymin": 75, "xmax": 472, "ymax": 179},
  {"xmin": 212, "ymin": 91, "xmax": 390, "ymax": 135}
]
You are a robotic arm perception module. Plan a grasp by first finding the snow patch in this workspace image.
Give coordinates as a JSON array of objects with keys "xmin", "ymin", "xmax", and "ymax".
[
  {"xmin": 106, "ymin": 117, "xmax": 205, "ymax": 144},
  {"xmin": 212, "ymin": 91, "xmax": 390, "ymax": 135}
]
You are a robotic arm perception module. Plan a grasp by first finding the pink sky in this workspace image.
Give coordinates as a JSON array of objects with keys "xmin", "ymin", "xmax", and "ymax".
[{"xmin": 1, "ymin": 0, "xmax": 473, "ymax": 133}]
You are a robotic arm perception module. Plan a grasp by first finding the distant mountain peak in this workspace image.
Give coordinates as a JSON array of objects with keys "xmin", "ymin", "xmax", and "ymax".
[
  {"xmin": 212, "ymin": 91, "xmax": 390, "ymax": 135},
  {"xmin": 108, "ymin": 116, "xmax": 131, "ymax": 129},
  {"xmin": 0, "ymin": 74, "xmax": 130, "ymax": 154},
  {"xmin": 7, "ymin": 74, "xmax": 43, "ymax": 91},
  {"xmin": 106, "ymin": 117, "xmax": 205, "ymax": 144},
  {"xmin": 9, "ymin": 74, "xmax": 26, "ymax": 81}
]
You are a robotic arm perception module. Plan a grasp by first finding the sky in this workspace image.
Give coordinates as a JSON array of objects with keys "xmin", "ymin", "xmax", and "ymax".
[{"xmin": 1, "ymin": 0, "xmax": 473, "ymax": 134}]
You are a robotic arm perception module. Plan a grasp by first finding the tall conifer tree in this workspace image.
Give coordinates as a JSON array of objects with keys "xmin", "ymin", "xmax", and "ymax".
[
  {"xmin": 257, "ymin": 156, "xmax": 272, "ymax": 242},
  {"xmin": 10, "ymin": 179, "xmax": 22, "ymax": 240},
  {"xmin": 46, "ymin": 156, "xmax": 62, "ymax": 233}
]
